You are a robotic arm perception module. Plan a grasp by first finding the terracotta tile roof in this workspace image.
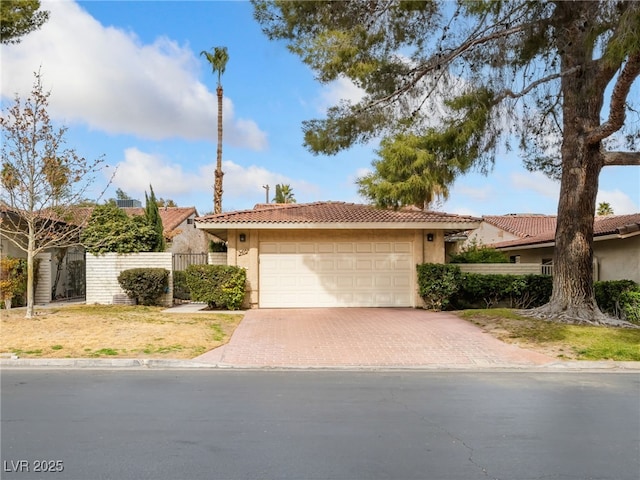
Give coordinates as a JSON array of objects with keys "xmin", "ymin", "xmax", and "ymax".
[
  {"xmin": 196, "ymin": 201, "xmax": 480, "ymax": 226},
  {"xmin": 482, "ymin": 214, "xmax": 557, "ymax": 238},
  {"xmin": 492, "ymin": 213, "xmax": 640, "ymax": 248},
  {"xmin": 121, "ymin": 207, "xmax": 197, "ymax": 236}
]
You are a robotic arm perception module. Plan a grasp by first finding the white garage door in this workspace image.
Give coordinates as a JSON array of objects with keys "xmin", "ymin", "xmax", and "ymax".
[{"xmin": 259, "ymin": 241, "xmax": 414, "ymax": 308}]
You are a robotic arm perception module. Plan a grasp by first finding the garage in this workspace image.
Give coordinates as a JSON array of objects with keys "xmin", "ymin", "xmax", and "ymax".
[
  {"xmin": 259, "ymin": 241, "xmax": 413, "ymax": 307},
  {"xmin": 195, "ymin": 201, "xmax": 481, "ymax": 309}
]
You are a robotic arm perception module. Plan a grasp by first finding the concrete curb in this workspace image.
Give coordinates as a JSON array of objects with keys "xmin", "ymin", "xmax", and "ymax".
[{"xmin": 2, "ymin": 358, "xmax": 639, "ymax": 372}]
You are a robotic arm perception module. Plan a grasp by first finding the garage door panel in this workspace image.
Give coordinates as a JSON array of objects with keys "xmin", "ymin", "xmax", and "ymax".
[
  {"xmin": 259, "ymin": 241, "xmax": 413, "ymax": 307},
  {"xmin": 355, "ymin": 259, "xmax": 373, "ymax": 270}
]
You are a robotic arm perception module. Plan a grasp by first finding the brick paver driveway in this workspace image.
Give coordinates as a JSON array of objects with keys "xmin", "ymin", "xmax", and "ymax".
[{"xmin": 194, "ymin": 308, "xmax": 555, "ymax": 368}]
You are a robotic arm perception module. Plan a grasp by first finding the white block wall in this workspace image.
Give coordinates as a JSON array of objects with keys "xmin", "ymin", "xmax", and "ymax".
[
  {"xmin": 208, "ymin": 252, "xmax": 227, "ymax": 265},
  {"xmin": 457, "ymin": 263, "xmax": 542, "ymax": 275},
  {"xmin": 86, "ymin": 253, "xmax": 173, "ymax": 306},
  {"xmin": 35, "ymin": 252, "xmax": 51, "ymax": 305}
]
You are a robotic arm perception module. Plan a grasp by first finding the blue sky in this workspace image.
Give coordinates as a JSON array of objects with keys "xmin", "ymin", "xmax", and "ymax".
[{"xmin": 2, "ymin": 0, "xmax": 638, "ymax": 216}]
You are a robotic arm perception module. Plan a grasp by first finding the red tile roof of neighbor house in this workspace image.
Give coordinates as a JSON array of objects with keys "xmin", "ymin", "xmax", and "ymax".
[
  {"xmin": 41, "ymin": 206, "xmax": 197, "ymax": 236},
  {"xmin": 196, "ymin": 201, "xmax": 481, "ymax": 225},
  {"xmin": 483, "ymin": 214, "xmax": 557, "ymax": 238},
  {"xmin": 491, "ymin": 213, "xmax": 640, "ymax": 249},
  {"xmin": 121, "ymin": 207, "xmax": 197, "ymax": 236}
]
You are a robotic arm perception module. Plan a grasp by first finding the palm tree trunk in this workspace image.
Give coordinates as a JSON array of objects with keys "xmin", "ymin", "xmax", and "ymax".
[{"xmin": 214, "ymin": 84, "xmax": 224, "ymax": 214}]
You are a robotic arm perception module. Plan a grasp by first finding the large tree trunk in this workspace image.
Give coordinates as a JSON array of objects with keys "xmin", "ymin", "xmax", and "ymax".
[
  {"xmin": 530, "ymin": 2, "xmax": 625, "ymax": 326},
  {"xmin": 214, "ymin": 84, "xmax": 224, "ymax": 214}
]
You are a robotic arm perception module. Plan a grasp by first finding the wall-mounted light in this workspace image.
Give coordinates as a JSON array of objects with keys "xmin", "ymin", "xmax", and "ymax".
[
  {"xmin": 239, "ymin": 233, "xmax": 246, "ymax": 243},
  {"xmin": 426, "ymin": 233, "xmax": 434, "ymax": 242}
]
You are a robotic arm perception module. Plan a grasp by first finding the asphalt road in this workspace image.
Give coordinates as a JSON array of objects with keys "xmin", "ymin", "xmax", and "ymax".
[{"xmin": 1, "ymin": 370, "xmax": 639, "ymax": 480}]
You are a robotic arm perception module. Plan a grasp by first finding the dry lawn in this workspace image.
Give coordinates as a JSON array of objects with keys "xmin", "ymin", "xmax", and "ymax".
[{"xmin": 0, "ymin": 304, "xmax": 243, "ymax": 359}]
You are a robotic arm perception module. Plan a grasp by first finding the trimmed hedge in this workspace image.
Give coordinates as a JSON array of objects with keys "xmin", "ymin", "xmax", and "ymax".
[
  {"xmin": 594, "ymin": 280, "xmax": 639, "ymax": 317},
  {"xmin": 619, "ymin": 291, "xmax": 640, "ymax": 324},
  {"xmin": 185, "ymin": 264, "xmax": 246, "ymax": 310},
  {"xmin": 451, "ymin": 273, "xmax": 552, "ymax": 309},
  {"xmin": 117, "ymin": 268, "xmax": 169, "ymax": 306}
]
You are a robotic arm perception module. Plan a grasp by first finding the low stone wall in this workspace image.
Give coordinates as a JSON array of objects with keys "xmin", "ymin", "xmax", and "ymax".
[{"xmin": 86, "ymin": 253, "xmax": 173, "ymax": 306}]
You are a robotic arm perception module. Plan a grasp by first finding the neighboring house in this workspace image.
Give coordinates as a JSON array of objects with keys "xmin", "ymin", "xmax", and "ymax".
[
  {"xmin": 0, "ymin": 206, "xmax": 90, "ymax": 303},
  {"xmin": 466, "ymin": 214, "xmax": 640, "ymax": 283},
  {"xmin": 195, "ymin": 201, "xmax": 480, "ymax": 308},
  {"xmin": 121, "ymin": 206, "xmax": 210, "ymax": 254}
]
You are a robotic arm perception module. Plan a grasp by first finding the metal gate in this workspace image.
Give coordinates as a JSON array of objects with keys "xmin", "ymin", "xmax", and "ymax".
[
  {"xmin": 172, "ymin": 253, "xmax": 208, "ymax": 271},
  {"xmin": 52, "ymin": 248, "xmax": 86, "ymax": 301},
  {"xmin": 172, "ymin": 253, "xmax": 208, "ymax": 304}
]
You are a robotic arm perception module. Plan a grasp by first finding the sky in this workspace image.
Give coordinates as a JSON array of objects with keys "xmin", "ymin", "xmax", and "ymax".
[{"xmin": 1, "ymin": 0, "xmax": 639, "ymax": 217}]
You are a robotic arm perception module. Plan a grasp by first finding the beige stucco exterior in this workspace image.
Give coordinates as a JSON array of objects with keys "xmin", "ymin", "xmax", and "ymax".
[
  {"xmin": 166, "ymin": 214, "xmax": 210, "ymax": 254},
  {"xmin": 498, "ymin": 234, "xmax": 640, "ymax": 283},
  {"xmin": 223, "ymin": 228, "xmax": 445, "ymax": 308},
  {"xmin": 465, "ymin": 222, "xmax": 521, "ymax": 246}
]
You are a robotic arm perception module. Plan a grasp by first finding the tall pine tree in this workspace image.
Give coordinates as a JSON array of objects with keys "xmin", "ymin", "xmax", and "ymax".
[{"xmin": 145, "ymin": 185, "xmax": 166, "ymax": 252}]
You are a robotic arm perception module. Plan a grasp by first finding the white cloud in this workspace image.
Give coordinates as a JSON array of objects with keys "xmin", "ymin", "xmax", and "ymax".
[
  {"xmin": 111, "ymin": 148, "xmax": 210, "ymax": 197},
  {"xmin": 316, "ymin": 76, "xmax": 366, "ymax": 113},
  {"xmin": 110, "ymin": 148, "xmax": 319, "ymax": 206},
  {"xmin": 0, "ymin": 1, "xmax": 267, "ymax": 150},
  {"xmin": 510, "ymin": 171, "xmax": 560, "ymax": 199},
  {"xmin": 453, "ymin": 184, "xmax": 494, "ymax": 202},
  {"xmin": 597, "ymin": 189, "xmax": 639, "ymax": 214}
]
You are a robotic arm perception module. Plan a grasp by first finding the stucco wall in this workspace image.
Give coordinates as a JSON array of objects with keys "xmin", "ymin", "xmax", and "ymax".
[
  {"xmin": 593, "ymin": 236, "xmax": 640, "ymax": 283},
  {"xmin": 497, "ymin": 235, "xmax": 640, "ymax": 283},
  {"xmin": 167, "ymin": 217, "xmax": 210, "ymax": 254},
  {"xmin": 86, "ymin": 253, "xmax": 173, "ymax": 306},
  {"xmin": 465, "ymin": 222, "xmax": 521, "ymax": 247},
  {"xmin": 225, "ymin": 228, "xmax": 445, "ymax": 308}
]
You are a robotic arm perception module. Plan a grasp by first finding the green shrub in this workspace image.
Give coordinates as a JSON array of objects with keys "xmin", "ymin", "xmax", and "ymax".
[
  {"xmin": 209, "ymin": 240, "xmax": 228, "ymax": 252},
  {"xmin": 185, "ymin": 264, "xmax": 246, "ymax": 310},
  {"xmin": 117, "ymin": 268, "xmax": 169, "ymax": 306},
  {"xmin": 619, "ymin": 291, "xmax": 640, "ymax": 324},
  {"xmin": 416, "ymin": 263, "xmax": 461, "ymax": 310},
  {"xmin": 594, "ymin": 280, "xmax": 639, "ymax": 317},
  {"xmin": 449, "ymin": 240, "xmax": 509, "ymax": 263},
  {"xmin": 172, "ymin": 270, "xmax": 190, "ymax": 301},
  {"xmin": 450, "ymin": 273, "xmax": 552, "ymax": 310}
]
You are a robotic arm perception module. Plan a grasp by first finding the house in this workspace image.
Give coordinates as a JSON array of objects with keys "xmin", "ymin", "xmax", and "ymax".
[
  {"xmin": 195, "ymin": 201, "xmax": 480, "ymax": 308},
  {"xmin": 466, "ymin": 214, "xmax": 640, "ymax": 283},
  {"xmin": 121, "ymin": 206, "xmax": 210, "ymax": 254}
]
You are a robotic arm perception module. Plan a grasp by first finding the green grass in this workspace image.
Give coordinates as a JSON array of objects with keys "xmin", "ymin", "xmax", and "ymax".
[
  {"xmin": 458, "ymin": 308, "xmax": 640, "ymax": 361},
  {"xmin": 90, "ymin": 348, "xmax": 119, "ymax": 357}
]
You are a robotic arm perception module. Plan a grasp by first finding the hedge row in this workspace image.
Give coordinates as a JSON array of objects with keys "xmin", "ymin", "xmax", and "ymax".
[{"xmin": 417, "ymin": 263, "xmax": 640, "ymax": 322}]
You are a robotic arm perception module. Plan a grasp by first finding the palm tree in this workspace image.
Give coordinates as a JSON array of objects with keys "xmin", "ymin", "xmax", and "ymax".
[
  {"xmin": 597, "ymin": 202, "xmax": 614, "ymax": 216},
  {"xmin": 200, "ymin": 46, "xmax": 229, "ymax": 214},
  {"xmin": 273, "ymin": 184, "xmax": 296, "ymax": 204}
]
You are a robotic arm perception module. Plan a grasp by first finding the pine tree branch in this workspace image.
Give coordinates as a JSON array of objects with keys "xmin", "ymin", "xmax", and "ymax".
[
  {"xmin": 603, "ymin": 151, "xmax": 640, "ymax": 166},
  {"xmin": 587, "ymin": 52, "xmax": 640, "ymax": 144}
]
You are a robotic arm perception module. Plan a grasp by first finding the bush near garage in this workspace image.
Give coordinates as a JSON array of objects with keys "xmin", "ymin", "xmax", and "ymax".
[
  {"xmin": 185, "ymin": 264, "xmax": 246, "ymax": 310},
  {"xmin": 451, "ymin": 273, "xmax": 552, "ymax": 310},
  {"xmin": 117, "ymin": 268, "xmax": 169, "ymax": 306},
  {"xmin": 417, "ymin": 263, "xmax": 552, "ymax": 311},
  {"xmin": 416, "ymin": 263, "xmax": 462, "ymax": 311}
]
